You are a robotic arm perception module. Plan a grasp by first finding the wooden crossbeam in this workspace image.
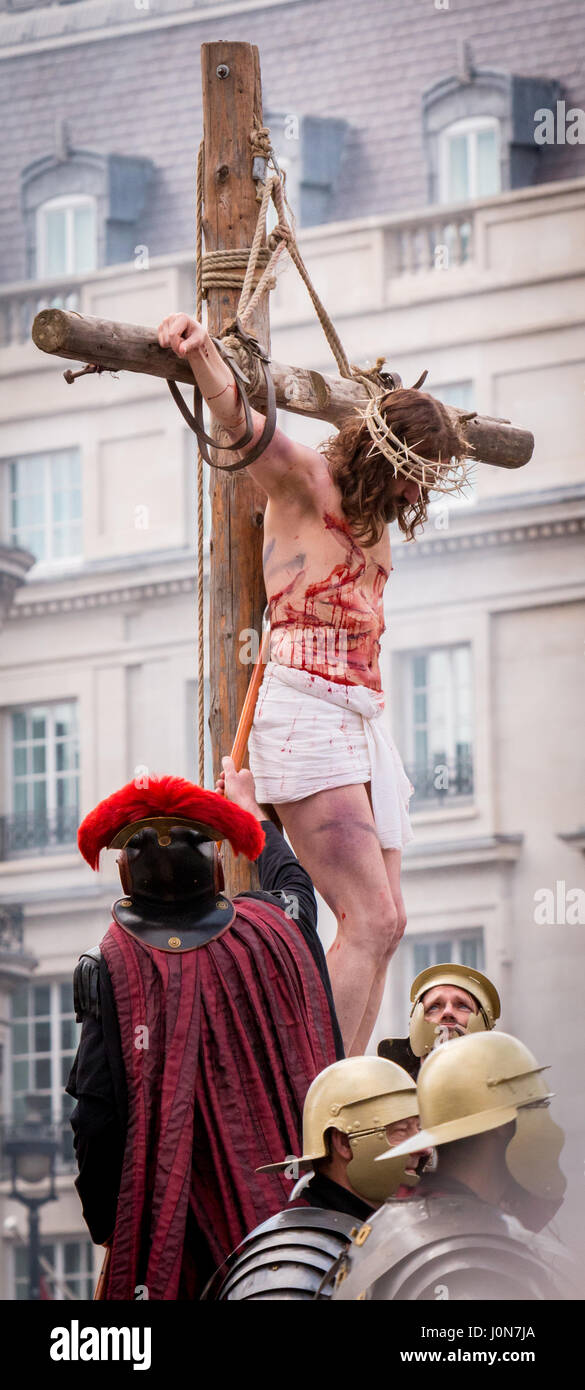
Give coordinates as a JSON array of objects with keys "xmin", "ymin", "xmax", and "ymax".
[{"xmin": 32, "ymin": 307, "xmax": 534, "ymax": 469}]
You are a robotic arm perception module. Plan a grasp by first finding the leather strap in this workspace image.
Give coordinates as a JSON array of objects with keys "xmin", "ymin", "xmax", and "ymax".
[{"xmin": 167, "ymin": 322, "xmax": 277, "ymax": 472}]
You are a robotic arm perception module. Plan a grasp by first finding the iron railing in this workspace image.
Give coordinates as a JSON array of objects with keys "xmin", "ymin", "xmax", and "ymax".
[
  {"xmin": 0, "ymin": 808, "xmax": 79, "ymax": 860},
  {"xmin": 405, "ymin": 756, "xmax": 474, "ymax": 807}
]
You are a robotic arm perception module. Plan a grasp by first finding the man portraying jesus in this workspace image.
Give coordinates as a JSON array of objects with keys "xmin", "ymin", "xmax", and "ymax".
[{"xmin": 158, "ymin": 313, "xmax": 468, "ymax": 1054}]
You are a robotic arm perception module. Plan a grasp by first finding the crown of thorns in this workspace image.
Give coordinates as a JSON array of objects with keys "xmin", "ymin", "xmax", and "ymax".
[{"xmin": 359, "ymin": 392, "xmax": 475, "ymax": 497}]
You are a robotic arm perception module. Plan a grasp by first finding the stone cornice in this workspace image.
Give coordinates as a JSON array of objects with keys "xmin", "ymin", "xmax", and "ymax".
[
  {"xmin": 9, "ymin": 570, "xmax": 196, "ymax": 619},
  {"xmin": 7, "ymin": 488, "xmax": 585, "ymax": 619},
  {"xmin": 397, "ymin": 512, "xmax": 585, "ymax": 562},
  {"xmin": 7, "ymin": 508, "xmax": 585, "ymax": 618},
  {"xmin": 403, "ymin": 833, "xmax": 523, "ymax": 872}
]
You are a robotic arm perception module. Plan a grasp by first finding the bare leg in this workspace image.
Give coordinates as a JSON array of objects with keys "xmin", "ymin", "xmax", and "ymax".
[
  {"xmin": 351, "ymin": 847, "xmax": 406, "ymax": 1055},
  {"xmin": 273, "ymin": 784, "xmax": 404, "ymax": 1055}
]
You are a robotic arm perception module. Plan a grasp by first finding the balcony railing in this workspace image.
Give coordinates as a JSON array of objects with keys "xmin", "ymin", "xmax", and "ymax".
[
  {"xmin": 393, "ymin": 214, "xmax": 473, "ymax": 275},
  {"xmin": 0, "ymin": 282, "xmax": 81, "ymax": 349},
  {"xmin": 405, "ymin": 756, "xmax": 474, "ymax": 808},
  {"xmin": 0, "ymin": 808, "xmax": 79, "ymax": 860}
]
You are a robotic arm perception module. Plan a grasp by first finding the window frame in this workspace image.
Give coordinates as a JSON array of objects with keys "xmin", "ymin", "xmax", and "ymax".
[
  {"xmin": 5, "ymin": 699, "xmax": 80, "ymax": 857},
  {"xmin": 5, "ymin": 447, "xmax": 83, "ymax": 568},
  {"xmin": 400, "ymin": 643, "xmax": 474, "ymax": 806},
  {"xmin": 36, "ymin": 193, "xmax": 98, "ymax": 279},
  {"xmin": 409, "ymin": 929, "xmax": 485, "ymax": 978},
  {"xmin": 5, "ymin": 978, "xmax": 80, "ymax": 1172},
  {"xmin": 424, "ymin": 381, "xmax": 477, "ymax": 508},
  {"xmin": 438, "ymin": 116, "xmax": 501, "ymax": 204},
  {"xmin": 11, "ymin": 1234, "xmax": 95, "ymax": 1301}
]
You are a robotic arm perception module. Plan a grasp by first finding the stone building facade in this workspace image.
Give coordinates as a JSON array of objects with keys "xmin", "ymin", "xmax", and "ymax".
[{"xmin": 0, "ymin": 0, "xmax": 584, "ymax": 1296}]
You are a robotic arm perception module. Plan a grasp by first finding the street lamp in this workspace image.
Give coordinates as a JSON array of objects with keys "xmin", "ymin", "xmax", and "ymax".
[{"xmin": 3, "ymin": 1095, "xmax": 59, "ymax": 1300}]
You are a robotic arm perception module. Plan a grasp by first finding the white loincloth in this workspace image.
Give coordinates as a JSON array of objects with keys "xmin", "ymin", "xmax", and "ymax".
[{"xmin": 248, "ymin": 661, "xmax": 414, "ymax": 851}]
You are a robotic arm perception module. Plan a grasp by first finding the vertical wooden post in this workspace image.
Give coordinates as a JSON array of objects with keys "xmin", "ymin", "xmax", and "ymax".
[{"xmin": 201, "ymin": 42, "xmax": 270, "ymax": 893}]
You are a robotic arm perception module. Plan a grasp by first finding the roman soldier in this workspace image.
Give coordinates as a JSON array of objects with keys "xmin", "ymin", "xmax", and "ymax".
[
  {"xmin": 203, "ymin": 1054, "xmax": 426, "ymax": 1300},
  {"xmin": 331, "ymin": 1032, "xmax": 577, "ymax": 1301},
  {"xmin": 66, "ymin": 760, "xmax": 342, "ymax": 1300},
  {"xmin": 378, "ymin": 962, "xmax": 501, "ymax": 1077}
]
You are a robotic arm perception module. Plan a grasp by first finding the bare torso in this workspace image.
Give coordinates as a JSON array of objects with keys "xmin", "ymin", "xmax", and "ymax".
[
  {"xmin": 163, "ymin": 327, "xmax": 393, "ymax": 691},
  {"xmin": 263, "ymin": 454, "xmax": 391, "ymax": 690}
]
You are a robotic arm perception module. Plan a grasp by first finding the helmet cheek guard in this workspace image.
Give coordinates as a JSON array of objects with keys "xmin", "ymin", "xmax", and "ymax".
[
  {"xmin": 409, "ymin": 1001, "xmax": 440, "ymax": 1059},
  {"xmin": 505, "ymin": 1106, "xmax": 566, "ymax": 1201},
  {"xmin": 409, "ymin": 1001, "xmax": 491, "ymax": 1059},
  {"xmin": 347, "ymin": 1131, "xmax": 417, "ymax": 1205},
  {"xmin": 465, "ymin": 1007, "xmax": 491, "ymax": 1036}
]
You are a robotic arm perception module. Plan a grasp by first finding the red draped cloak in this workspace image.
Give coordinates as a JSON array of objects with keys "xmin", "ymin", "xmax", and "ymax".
[{"xmin": 99, "ymin": 896, "xmax": 338, "ymax": 1299}]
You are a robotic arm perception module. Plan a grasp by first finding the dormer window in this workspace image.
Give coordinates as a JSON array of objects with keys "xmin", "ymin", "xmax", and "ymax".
[
  {"xmin": 423, "ymin": 67, "xmax": 560, "ymax": 203},
  {"xmin": 22, "ymin": 149, "xmax": 154, "ymax": 278},
  {"xmin": 36, "ymin": 195, "xmax": 97, "ymax": 278},
  {"xmin": 438, "ymin": 117, "xmax": 501, "ymax": 203}
]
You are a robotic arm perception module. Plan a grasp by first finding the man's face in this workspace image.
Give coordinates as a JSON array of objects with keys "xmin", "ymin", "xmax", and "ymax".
[
  {"xmin": 422, "ymin": 984, "xmax": 479, "ymax": 1039},
  {"xmin": 387, "ymin": 474, "xmax": 421, "ymax": 507},
  {"xmin": 385, "ymin": 1115, "xmax": 431, "ymax": 1176}
]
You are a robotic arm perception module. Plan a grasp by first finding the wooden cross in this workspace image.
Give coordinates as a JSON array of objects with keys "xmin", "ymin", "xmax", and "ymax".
[{"xmin": 31, "ymin": 41, "xmax": 533, "ymax": 895}]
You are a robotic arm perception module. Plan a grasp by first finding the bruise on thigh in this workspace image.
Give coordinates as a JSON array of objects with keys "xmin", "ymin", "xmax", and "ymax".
[
  {"xmin": 313, "ymin": 816, "xmax": 379, "ymax": 862},
  {"xmin": 310, "ymin": 815, "xmax": 381, "ymax": 910}
]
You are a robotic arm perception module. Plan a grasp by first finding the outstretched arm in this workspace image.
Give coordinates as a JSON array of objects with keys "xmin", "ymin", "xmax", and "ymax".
[{"xmin": 158, "ymin": 313, "xmax": 323, "ymax": 500}]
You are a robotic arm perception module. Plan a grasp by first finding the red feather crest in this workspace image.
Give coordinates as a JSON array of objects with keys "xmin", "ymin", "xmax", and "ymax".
[{"xmin": 78, "ymin": 774, "xmax": 265, "ymax": 870}]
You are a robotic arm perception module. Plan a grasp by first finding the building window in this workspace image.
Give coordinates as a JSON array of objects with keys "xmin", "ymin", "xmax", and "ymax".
[
  {"xmin": 7, "ymin": 980, "xmax": 80, "ymax": 1173},
  {"xmin": 13, "ymin": 1237, "xmax": 94, "ymax": 1301},
  {"xmin": 401, "ymin": 645, "xmax": 473, "ymax": 807},
  {"xmin": 3, "ymin": 702, "xmax": 79, "ymax": 858},
  {"xmin": 36, "ymin": 195, "xmax": 97, "ymax": 278},
  {"xmin": 430, "ymin": 380, "xmax": 475, "ymax": 413},
  {"xmin": 7, "ymin": 449, "xmax": 82, "ymax": 564},
  {"xmin": 438, "ymin": 117, "xmax": 500, "ymax": 203},
  {"xmin": 425, "ymin": 381, "xmax": 477, "ymax": 504},
  {"xmin": 424, "ymin": 71, "xmax": 561, "ymax": 202},
  {"xmin": 410, "ymin": 930, "xmax": 485, "ymax": 978}
]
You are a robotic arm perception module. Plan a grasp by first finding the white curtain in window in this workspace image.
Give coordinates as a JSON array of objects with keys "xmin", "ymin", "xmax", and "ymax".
[
  {"xmin": 8, "ymin": 449, "xmax": 82, "ymax": 563},
  {"xmin": 37, "ymin": 197, "xmax": 97, "ymax": 277},
  {"xmin": 440, "ymin": 119, "xmax": 500, "ymax": 203}
]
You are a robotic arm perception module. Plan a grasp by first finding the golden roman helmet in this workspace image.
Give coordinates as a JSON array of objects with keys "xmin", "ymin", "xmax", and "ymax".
[
  {"xmin": 258, "ymin": 1056, "xmax": 420, "ymax": 1205},
  {"xmin": 409, "ymin": 962, "xmax": 501, "ymax": 1059},
  {"xmin": 378, "ymin": 1031, "xmax": 566, "ymax": 1203}
]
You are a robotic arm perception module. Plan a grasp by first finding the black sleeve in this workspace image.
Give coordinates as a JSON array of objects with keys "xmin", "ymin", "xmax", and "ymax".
[
  {"xmin": 65, "ymin": 960, "xmax": 127, "ymax": 1245},
  {"xmin": 256, "ymin": 820, "xmax": 318, "ymax": 933}
]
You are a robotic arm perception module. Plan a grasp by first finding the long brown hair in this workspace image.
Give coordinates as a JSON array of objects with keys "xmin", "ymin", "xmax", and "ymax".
[{"xmin": 322, "ymin": 388, "xmax": 465, "ymax": 545}]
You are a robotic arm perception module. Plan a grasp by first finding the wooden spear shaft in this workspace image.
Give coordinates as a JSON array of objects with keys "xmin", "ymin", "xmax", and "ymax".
[
  {"xmin": 31, "ymin": 309, "xmax": 534, "ymax": 470},
  {"xmin": 230, "ymin": 624, "xmax": 271, "ymax": 772}
]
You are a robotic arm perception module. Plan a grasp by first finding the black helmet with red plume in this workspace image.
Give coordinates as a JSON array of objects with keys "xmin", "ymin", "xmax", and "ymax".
[{"xmin": 78, "ymin": 775, "xmax": 265, "ymax": 948}]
